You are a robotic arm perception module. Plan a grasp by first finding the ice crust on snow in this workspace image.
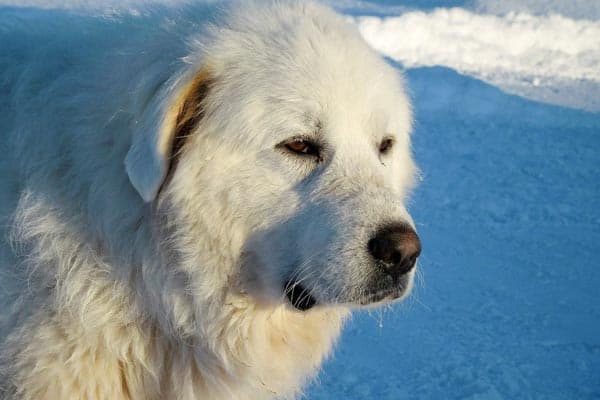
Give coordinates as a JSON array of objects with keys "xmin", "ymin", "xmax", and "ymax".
[{"xmin": 354, "ymin": 8, "xmax": 600, "ymax": 111}]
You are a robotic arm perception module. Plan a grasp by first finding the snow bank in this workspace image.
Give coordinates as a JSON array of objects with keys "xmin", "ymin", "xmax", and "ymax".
[
  {"xmin": 355, "ymin": 8, "xmax": 600, "ymax": 111},
  {"xmin": 357, "ymin": 9, "xmax": 599, "ymax": 82}
]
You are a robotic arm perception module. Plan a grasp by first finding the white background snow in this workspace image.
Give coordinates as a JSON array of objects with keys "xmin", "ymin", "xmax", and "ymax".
[
  {"xmin": 1, "ymin": 0, "xmax": 599, "ymax": 399},
  {"xmin": 355, "ymin": 8, "xmax": 600, "ymax": 112}
]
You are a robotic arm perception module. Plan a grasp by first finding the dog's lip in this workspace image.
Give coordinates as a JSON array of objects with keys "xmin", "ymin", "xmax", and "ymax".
[
  {"xmin": 351, "ymin": 278, "xmax": 409, "ymax": 307},
  {"xmin": 356, "ymin": 288, "xmax": 402, "ymax": 306},
  {"xmin": 284, "ymin": 281, "xmax": 317, "ymax": 311}
]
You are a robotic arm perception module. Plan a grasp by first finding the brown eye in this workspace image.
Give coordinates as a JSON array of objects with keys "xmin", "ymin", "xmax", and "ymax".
[
  {"xmin": 281, "ymin": 138, "xmax": 321, "ymax": 158},
  {"xmin": 379, "ymin": 137, "xmax": 394, "ymax": 154}
]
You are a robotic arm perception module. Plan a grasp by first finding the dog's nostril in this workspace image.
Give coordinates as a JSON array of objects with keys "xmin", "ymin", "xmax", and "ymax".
[
  {"xmin": 368, "ymin": 224, "xmax": 421, "ymax": 278},
  {"xmin": 391, "ymin": 251, "xmax": 403, "ymax": 265}
]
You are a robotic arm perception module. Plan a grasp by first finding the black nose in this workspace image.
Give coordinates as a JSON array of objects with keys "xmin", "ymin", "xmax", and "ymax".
[{"xmin": 368, "ymin": 224, "xmax": 421, "ymax": 279}]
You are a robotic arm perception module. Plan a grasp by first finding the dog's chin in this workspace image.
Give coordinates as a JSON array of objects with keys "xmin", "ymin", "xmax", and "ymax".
[
  {"xmin": 355, "ymin": 288, "xmax": 407, "ymax": 307},
  {"xmin": 283, "ymin": 285, "xmax": 412, "ymax": 311},
  {"xmin": 283, "ymin": 272, "xmax": 414, "ymax": 311},
  {"xmin": 353, "ymin": 278, "xmax": 414, "ymax": 308}
]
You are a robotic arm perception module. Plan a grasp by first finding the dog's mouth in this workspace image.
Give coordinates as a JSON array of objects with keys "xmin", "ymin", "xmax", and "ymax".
[
  {"xmin": 357, "ymin": 287, "xmax": 403, "ymax": 306},
  {"xmin": 284, "ymin": 281, "xmax": 317, "ymax": 311}
]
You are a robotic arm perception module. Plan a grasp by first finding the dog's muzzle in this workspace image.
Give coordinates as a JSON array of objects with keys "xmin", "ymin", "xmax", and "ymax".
[{"xmin": 283, "ymin": 223, "xmax": 421, "ymax": 311}]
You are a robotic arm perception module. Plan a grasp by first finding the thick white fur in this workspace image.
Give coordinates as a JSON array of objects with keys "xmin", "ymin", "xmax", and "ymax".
[{"xmin": 0, "ymin": 1, "xmax": 416, "ymax": 399}]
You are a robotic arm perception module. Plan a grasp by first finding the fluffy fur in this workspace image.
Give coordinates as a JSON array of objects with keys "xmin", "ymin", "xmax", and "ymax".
[{"xmin": 0, "ymin": 1, "xmax": 416, "ymax": 399}]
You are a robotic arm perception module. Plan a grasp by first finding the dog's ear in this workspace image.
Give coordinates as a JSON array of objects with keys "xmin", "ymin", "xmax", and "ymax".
[{"xmin": 125, "ymin": 69, "xmax": 212, "ymax": 202}]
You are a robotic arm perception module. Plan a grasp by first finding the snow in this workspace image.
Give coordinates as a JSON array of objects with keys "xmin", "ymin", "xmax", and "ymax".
[
  {"xmin": 1, "ymin": 0, "xmax": 599, "ymax": 399},
  {"xmin": 354, "ymin": 8, "xmax": 600, "ymax": 112}
]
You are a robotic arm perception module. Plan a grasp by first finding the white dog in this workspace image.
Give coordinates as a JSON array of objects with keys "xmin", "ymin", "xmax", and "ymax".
[{"xmin": 0, "ymin": 1, "xmax": 420, "ymax": 399}]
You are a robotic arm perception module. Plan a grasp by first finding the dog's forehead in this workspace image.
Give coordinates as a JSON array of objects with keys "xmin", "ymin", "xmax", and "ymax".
[
  {"xmin": 257, "ymin": 60, "xmax": 409, "ymax": 148},
  {"xmin": 201, "ymin": 1, "xmax": 411, "ymax": 147}
]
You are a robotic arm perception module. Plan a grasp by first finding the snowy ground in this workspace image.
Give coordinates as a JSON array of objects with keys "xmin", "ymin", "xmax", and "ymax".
[{"xmin": 1, "ymin": 0, "xmax": 599, "ymax": 399}]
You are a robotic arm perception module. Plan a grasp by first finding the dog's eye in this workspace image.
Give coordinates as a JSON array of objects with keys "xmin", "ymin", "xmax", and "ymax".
[
  {"xmin": 280, "ymin": 138, "xmax": 321, "ymax": 159},
  {"xmin": 379, "ymin": 137, "xmax": 395, "ymax": 155}
]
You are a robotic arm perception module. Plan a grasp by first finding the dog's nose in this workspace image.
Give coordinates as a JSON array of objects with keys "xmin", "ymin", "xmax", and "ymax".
[{"xmin": 368, "ymin": 224, "xmax": 421, "ymax": 279}]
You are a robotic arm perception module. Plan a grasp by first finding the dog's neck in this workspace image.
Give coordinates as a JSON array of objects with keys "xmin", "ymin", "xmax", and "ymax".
[
  {"xmin": 115, "ymin": 206, "xmax": 350, "ymax": 399},
  {"xmin": 123, "ymin": 271, "xmax": 349, "ymax": 399}
]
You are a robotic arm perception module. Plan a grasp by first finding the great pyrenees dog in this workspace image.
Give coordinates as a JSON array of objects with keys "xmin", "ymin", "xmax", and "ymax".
[{"xmin": 0, "ymin": 1, "xmax": 420, "ymax": 399}]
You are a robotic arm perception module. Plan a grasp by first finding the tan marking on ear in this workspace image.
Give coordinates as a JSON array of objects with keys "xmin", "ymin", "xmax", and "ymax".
[{"xmin": 160, "ymin": 68, "xmax": 213, "ymax": 191}]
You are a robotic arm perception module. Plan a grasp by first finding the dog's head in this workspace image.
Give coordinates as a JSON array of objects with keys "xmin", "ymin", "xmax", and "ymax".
[{"xmin": 125, "ymin": 2, "xmax": 420, "ymax": 312}]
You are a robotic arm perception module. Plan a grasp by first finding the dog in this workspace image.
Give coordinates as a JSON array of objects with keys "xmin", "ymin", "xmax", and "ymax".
[{"xmin": 0, "ymin": 1, "xmax": 420, "ymax": 399}]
